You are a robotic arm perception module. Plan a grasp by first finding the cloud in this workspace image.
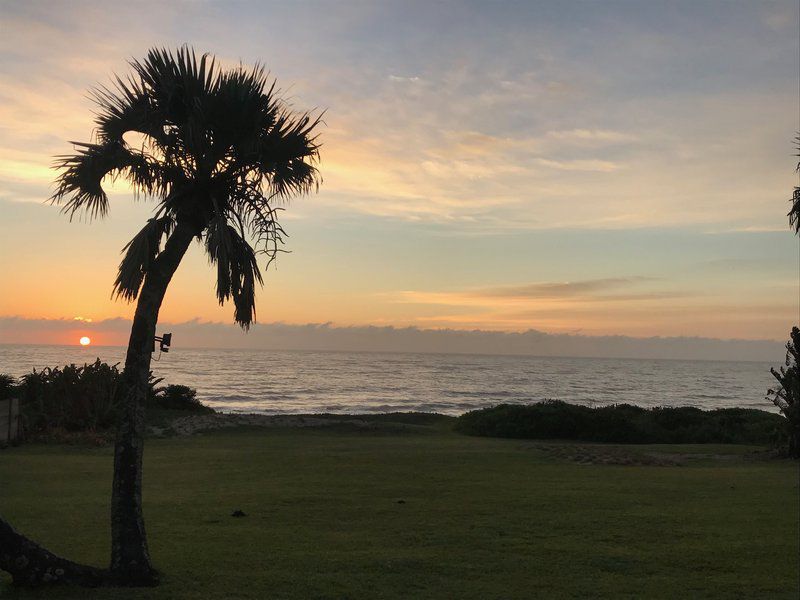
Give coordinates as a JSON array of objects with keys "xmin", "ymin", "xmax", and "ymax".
[
  {"xmin": 545, "ymin": 129, "xmax": 638, "ymax": 144},
  {"xmin": 478, "ymin": 277, "xmax": 653, "ymax": 299},
  {"xmin": 763, "ymin": 6, "xmax": 797, "ymax": 30},
  {"xmin": 379, "ymin": 274, "xmax": 795, "ymax": 339},
  {"xmin": 2, "ymin": 1, "xmax": 793, "ymax": 233},
  {"xmin": 388, "ymin": 75, "xmax": 421, "ymax": 83},
  {"xmin": 392, "ymin": 276, "xmax": 667, "ymax": 306},
  {"xmin": 535, "ymin": 158, "xmax": 623, "ymax": 172},
  {"xmin": 0, "ymin": 316, "xmax": 784, "ymax": 362}
]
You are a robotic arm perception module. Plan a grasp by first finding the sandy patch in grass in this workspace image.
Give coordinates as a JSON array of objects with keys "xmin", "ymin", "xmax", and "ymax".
[
  {"xmin": 153, "ymin": 413, "xmax": 374, "ymax": 436},
  {"xmin": 528, "ymin": 443, "xmax": 683, "ymax": 466}
]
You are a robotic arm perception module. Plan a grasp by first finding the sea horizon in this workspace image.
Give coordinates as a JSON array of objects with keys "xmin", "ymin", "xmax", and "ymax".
[
  {"xmin": 0, "ymin": 341, "xmax": 776, "ymax": 365},
  {"xmin": 0, "ymin": 343, "xmax": 779, "ymax": 416}
]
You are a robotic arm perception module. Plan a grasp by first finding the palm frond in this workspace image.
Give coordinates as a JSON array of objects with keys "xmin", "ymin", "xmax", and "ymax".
[
  {"xmin": 205, "ymin": 215, "xmax": 233, "ymax": 305},
  {"xmin": 226, "ymin": 179, "xmax": 289, "ymax": 264},
  {"xmin": 128, "ymin": 47, "xmax": 220, "ymax": 164},
  {"xmin": 113, "ymin": 216, "xmax": 175, "ymax": 301},
  {"xmin": 258, "ymin": 110, "xmax": 322, "ymax": 198},
  {"xmin": 207, "ymin": 72, "xmax": 278, "ymax": 164},
  {"xmin": 204, "ymin": 215, "xmax": 263, "ymax": 328},
  {"xmin": 91, "ymin": 73, "xmax": 156, "ymax": 143},
  {"xmin": 51, "ymin": 140, "xmax": 157, "ymax": 219}
]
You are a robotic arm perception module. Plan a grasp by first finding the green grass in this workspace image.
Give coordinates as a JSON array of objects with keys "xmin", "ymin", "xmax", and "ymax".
[{"xmin": 0, "ymin": 425, "xmax": 797, "ymax": 599}]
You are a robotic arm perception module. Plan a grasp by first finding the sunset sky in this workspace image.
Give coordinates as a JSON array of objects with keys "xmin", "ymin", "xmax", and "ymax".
[{"xmin": 0, "ymin": 0, "xmax": 798, "ymax": 348}]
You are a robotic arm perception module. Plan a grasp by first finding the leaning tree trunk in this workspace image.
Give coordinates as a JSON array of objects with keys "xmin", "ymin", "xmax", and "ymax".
[
  {"xmin": 0, "ymin": 516, "xmax": 107, "ymax": 586},
  {"xmin": 0, "ymin": 221, "xmax": 199, "ymax": 588},
  {"xmin": 110, "ymin": 219, "xmax": 198, "ymax": 585}
]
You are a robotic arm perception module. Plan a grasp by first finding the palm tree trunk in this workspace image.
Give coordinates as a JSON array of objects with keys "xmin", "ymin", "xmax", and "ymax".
[
  {"xmin": 0, "ymin": 515, "xmax": 107, "ymax": 586},
  {"xmin": 0, "ymin": 221, "xmax": 198, "ymax": 589},
  {"xmin": 110, "ymin": 219, "xmax": 198, "ymax": 585}
]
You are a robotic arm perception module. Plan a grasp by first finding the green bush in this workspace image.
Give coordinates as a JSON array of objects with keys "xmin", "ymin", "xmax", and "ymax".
[
  {"xmin": 14, "ymin": 360, "xmax": 210, "ymax": 435},
  {"xmin": 588, "ymin": 404, "xmax": 653, "ymax": 443},
  {"xmin": 18, "ymin": 360, "xmax": 124, "ymax": 433},
  {"xmin": 151, "ymin": 384, "xmax": 213, "ymax": 412},
  {"xmin": 454, "ymin": 401, "xmax": 785, "ymax": 446},
  {"xmin": 0, "ymin": 373, "xmax": 15, "ymax": 401}
]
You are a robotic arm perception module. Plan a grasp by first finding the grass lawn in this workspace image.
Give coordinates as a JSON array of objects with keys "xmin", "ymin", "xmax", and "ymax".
[{"xmin": 0, "ymin": 422, "xmax": 798, "ymax": 599}]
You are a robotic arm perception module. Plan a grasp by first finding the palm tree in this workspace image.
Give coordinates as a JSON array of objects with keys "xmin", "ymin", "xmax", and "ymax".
[
  {"xmin": 0, "ymin": 47, "xmax": 321, "ymax": 586},
  {"xmin": 790, "ymin": 134, "xmax": 800, "ymax": 233}
]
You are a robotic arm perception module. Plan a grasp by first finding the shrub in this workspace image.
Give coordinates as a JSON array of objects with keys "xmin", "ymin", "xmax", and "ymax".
[
  {"xmin": 588, "ymin": 404, "xmax": 653, "ymax": 443},
  {"xmin": 7, "ymin": 361, "xmax": 211, "ymax": 444},
  {"xmin": 767, "ymin": 326, "xmax": 800, "ymax": 457},
  {"xmin": 151, "ymin": 384, "xmax": 213, "ymax": 413},
  {"xmin": 455, "ymin": 401, "xmax": 589, "ymax": 440},
  {"xmin": 454, "ymin": 401, "xmax": 785, "ymax": 446},
  {"xmin": 15, "ymin": 360, "xmax": 178, "ymax": 435},
  {"xmin": 0, "ymin": 374, "xmax": 15, "ymax": 401},
  {"xmin": 18, "ymin": 360, "xmax": 124, "ymax": 433}
]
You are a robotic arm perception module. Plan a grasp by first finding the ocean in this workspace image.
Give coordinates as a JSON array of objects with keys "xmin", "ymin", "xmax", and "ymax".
[{"xmin": 0, "ymin": 344, "xmax": 779, "ymax": 415}]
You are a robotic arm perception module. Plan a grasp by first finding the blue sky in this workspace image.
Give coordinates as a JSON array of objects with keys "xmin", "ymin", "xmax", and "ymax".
[{"xmin": 0, "ymin": 0, "xmax": 797, "ymax": 347}]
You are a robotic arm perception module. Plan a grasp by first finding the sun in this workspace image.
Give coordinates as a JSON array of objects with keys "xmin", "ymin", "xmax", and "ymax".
[{"xmin": 79, "ymin": 336, "xmax": 91, "ymax": 346}]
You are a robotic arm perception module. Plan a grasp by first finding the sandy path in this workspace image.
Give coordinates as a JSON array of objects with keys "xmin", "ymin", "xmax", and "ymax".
[{"xmin": 154, "ymin": 413, "xmax": 369, "ymax": 436}]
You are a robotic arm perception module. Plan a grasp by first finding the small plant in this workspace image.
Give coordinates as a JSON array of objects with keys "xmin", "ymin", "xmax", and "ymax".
[{"xmin": 767, "ymin": 326, "xmax": 800, "ymax": 458}]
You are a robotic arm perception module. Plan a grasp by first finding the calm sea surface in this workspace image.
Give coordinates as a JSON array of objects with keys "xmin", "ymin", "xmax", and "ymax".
[{"xmin": 0, "ymin": 344, "xmax": 778, "ymax": 415}]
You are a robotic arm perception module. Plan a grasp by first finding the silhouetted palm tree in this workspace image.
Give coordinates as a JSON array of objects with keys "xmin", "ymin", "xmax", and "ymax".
[
  {"xmin": 0, "ymin": 47, "xmax": 320, "ymax": 587},
  {"xmin": 770, "ymin": 137, "xmax": 800, "ymax": 458}
]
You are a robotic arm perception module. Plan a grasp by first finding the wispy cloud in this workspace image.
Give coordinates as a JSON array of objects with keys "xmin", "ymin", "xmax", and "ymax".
[
  {"xmin": 535, "ymin": 158, "xmax": 623, "ymax": 172},
  {"xmin": 393, "ymin": 277, "xmax": 665, "ymax": 305},
  {"xmin": 381, "ymin": 274, "xmax": 792, "ymax": 338},
  {"xmin": 477, "ymin": 277, "xmax": 654, "ymax": 298},
  {"xmin": 545, "ymin": 129, "xmax": 639, "ymax": 144},
  {"xmin": 388, "ymin": 74, "xmax": 421, "ymax": 83}
]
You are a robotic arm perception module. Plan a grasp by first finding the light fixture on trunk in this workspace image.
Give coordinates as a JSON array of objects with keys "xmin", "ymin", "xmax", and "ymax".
[{"xmin": 153, "ymin": 332, "xmax": 172, "ymax": 353}]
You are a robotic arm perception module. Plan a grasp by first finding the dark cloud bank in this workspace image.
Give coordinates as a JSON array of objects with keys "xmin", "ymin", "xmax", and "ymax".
[{"xmin": 0, "ymin": 317, "xmax": 785, "ymax": 362}]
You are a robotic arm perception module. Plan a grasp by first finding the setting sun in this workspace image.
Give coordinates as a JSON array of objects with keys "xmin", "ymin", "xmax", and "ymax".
[{"xmin": 79, "ymin": 336, "xmax": 91, "ymax": 346}]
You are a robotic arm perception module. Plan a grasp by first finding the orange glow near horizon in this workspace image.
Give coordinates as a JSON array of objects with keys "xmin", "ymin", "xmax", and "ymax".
[{"xmin": 79, "ymin": 336, "xmax": 91, "ymax": 346}]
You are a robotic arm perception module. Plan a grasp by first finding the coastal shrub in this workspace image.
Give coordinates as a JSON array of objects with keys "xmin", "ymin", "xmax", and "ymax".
[
  {"xmin": 151, "ymin": 384, "xmax": 213, "ymax": 413},
  {"xmin": 0, "ymin": 373, "xmax": 16, "ymax": 401},
  {"xmin": 767, "ymin": 326, "xmax": 800, "ymax": 457},
  {"xmin": 587, "ymin": 404, "xmax": 654, "ymax": 443},
  {"xmin": 16, "ymin": 360, "xmax": 171, "ymax": 435},
  {"xmin": 454, "ymin": 402, "xmax": 785, "ymax": 446},
  {"xmin": 18, "ymin": 360, "xmax": 124, "ymax": 433},
  {"xmin": 453, "ymin": 400, "xmax": 586, "ymax": 439}
]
